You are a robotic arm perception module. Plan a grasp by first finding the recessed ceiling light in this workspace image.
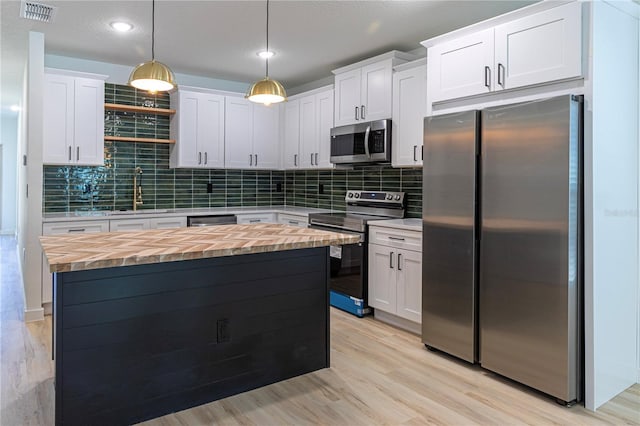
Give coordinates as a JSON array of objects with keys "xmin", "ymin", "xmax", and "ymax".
[
  {"xmin": 257, "ymin": 50, "xmax": 275, "ymax": 59},
  {"xmin": 10, "ymin": 105, "xmax": 21, "ymax": 112},
  {"xmin": 110, "ymin": 21, "xmax": 133, "ymax": 32}
]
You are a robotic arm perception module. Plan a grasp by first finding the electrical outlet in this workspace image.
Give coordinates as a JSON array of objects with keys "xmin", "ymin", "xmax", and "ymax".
[{"xmin": 207, "ymin": 183, "xmax": 213, "ymax": 194}]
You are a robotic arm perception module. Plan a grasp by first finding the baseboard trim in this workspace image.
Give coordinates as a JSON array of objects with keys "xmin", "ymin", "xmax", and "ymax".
[
  {"xmin": 373, "ymin": 310, "xmax": 421, "ymax": 335},
  {"xmin": 43, "ymin": 302, "xmax": 52, "ymax": 316},
  {"xmin": 24, "ymin": 307, "xmax": 44, "ymax": 322}
]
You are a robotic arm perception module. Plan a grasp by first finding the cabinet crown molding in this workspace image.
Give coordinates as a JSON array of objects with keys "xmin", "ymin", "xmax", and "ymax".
[
  {"xmin": 44, "ymin": 67, "xmax": 108, "ymax": 80},
  {"xmin": 332, "ymin": 50, "xmax": 419, "ymax": 75}
]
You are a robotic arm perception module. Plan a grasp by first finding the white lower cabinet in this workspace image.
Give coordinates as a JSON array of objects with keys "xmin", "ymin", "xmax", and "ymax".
[
  {"xmin": 277, "ymin": 213, "xmax": 308, "ymax": 228},
  {"xmin": 41, "ymin": 220, "xmax": 109, "ymax": 304},
  {"xmin": 236, "ymin": 213, "xmax": 277, "ymax": 224},
  {"xmin": 368, "ymin": 226, "xmax": 422, "ymax": 328}
]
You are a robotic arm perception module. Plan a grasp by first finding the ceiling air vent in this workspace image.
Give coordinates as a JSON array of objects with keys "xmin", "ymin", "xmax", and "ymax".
[{"xmin": 19, "ymin": 1, "xmax": 57, "ymax": 23}]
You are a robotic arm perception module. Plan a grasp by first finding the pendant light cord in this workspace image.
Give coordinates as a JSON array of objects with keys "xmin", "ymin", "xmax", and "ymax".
[
  {"xmin": 265, "ymin": 0, "xmax": 269, "ymax": 78},
  {"xmin": 151, "ymin": 0, "xmax": 155, "ymax": 61}
]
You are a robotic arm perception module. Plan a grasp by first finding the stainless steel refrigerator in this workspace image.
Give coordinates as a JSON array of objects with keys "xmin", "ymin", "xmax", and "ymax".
[{"xmin": 422, "ymin": 95, "xmax": 582, "ymax": 405}]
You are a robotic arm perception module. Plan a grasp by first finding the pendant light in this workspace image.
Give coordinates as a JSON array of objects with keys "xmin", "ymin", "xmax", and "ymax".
[
  {"xmin": 128, "ymin": 0, "xmax": 176, "ymax": 92},
  {"xmin": 246, "ymin": 0, "xmax": 287, "ymax": 105}
]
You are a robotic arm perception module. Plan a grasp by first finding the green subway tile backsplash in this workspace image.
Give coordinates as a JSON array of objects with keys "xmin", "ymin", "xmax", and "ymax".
[{"xmin": 43, "ymin": 83, "xmax": 422, "ymax": 217}]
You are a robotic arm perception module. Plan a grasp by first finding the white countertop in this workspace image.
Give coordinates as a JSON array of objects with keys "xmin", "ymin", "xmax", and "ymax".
[
  {"xmin": 42, "ymin": 206, "xmax": 332, "ymax": 223},
  {"xmin": 368, "ymin": 218, "xmax": 422, "ymax": 232}
]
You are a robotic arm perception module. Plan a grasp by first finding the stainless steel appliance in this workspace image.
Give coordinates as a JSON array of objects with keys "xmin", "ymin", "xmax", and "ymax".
[
  {"xmin": 309, "ymin": 190, "xmax": 406, "ymax": 317},
  {"xmin": 330, "ymin": 119, "xmax": 391, "ymax": 164},
  {"xmin": 187, "ymin": 215, "xmax": 237, "ymax": 227},
  {"xmin": 422, "ymin": 95, "xmax": 582, "ymax": 405}
]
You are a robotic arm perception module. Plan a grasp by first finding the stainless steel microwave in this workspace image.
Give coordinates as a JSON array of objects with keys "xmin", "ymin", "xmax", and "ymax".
[{"xmin": 330, "ymin": 119, "xmax": 391, "ymax": 164}]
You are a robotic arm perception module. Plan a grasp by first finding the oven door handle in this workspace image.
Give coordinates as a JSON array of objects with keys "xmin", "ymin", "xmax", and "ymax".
[{"xmin": 364, "ymin": 125, "xmax": 371, "ymax": 158}]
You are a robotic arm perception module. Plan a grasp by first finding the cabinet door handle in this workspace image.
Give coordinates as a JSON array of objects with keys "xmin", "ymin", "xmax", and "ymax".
[
  {"xmin": 388, "ymin": 236, "xmax": 405, "ymax": 241},
  {"xmin": 361, "ymin": 105, "xmax": 365, "ymax": 119},
  {"xmin": 355, "ymin": 106, "xmax": 359, "ymax": 121},
  {"xmin": 198, "ymin": 152, "xmax": 202, "ymax": 165},
  {"xmin": 498, "ymin": 63, "xmax": 505, "ymax": 87},
  {"xmin": 249, "ymin": 154, "xmax": 253, "ymax": 166},
  {"xmin": 254, "ymin": 154, "xmax": 258, "ymax": 166},
  {"xmin": 68, "ymin": 146, "xmax": 72, "ymax": 161},
  {"xmin": 484, "ymin": 66, "xmax": 491, "ymax": 88},
  {"xmin": 389, "ymin": 251, "xmax": 394, "ymax": 269},
  {"xmin": 204, "ymin": 152, "xmax": 208, "ymax": 165},
  {"xmin": 413, "ymin": 145, "xmax": 417, "ymax": 162},
  {"xmin": 315, "ymin": 153, "xmax": 318, "ymax": 166},
  {"xmin": 398, "ymin": 253, "xmax": 402, "ymax": 271},
  {"xmin": 421, "ymin": 145, "xmax": 424, "ymax": 161},
  {"xmin": 76, "ymin": 146, "xmax": 80, "ymax": 161},
  {"xmin": 67, "ymin": 228, "xmax": 86, "ymax": 233},
  {"xmin": 294, "ymin": 154, "xmax": 298, "ymax": 166}
]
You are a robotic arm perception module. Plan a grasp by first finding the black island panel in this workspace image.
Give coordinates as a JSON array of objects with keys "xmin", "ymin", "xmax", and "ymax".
[{"xmin": 54, "ymin": 247, "xmax": 330, "ymax": 426}]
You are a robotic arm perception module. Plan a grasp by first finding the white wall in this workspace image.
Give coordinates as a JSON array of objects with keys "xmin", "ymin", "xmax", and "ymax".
[
  {"xmin": 19, "ymin": 31, "xmax": 45, "ymax": 322},
  {"xmin": 1, "ymin": 114, "xmax": 18, "ymax": 235},
  {"xmin": 583, "ymin": 0, "xmax": 639, "ymax": 410}
]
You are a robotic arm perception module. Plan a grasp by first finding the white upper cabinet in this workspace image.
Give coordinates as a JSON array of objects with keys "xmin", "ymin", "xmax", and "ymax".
[
  {"xmin": 494, "ymin": 2, "xmax": 582, "ymax": 90},
  {"xmin": 425, "ymin": 2, "xmax": 582, "ymax": 103},
  {"xmin": 170, "ymin": 90, "xmax": 225, "ymax": 169},
  {"xmin": 428, "ymin": 29, "xmax": 494, "ymax": 102},
  {"xmin": 333, "ymin": 52, "xmax": 416, "ymax": 126},
  {"xmin": 282, "ymin": 100, "xmax": 300, "ymax": 169},
  {"xmin": 43, "ymin": 71, "xmax": 106, "ymax": 166},
  {"xmin": 282, "ymin": 86, "xmax": 334, "ymax": 170},
  {"xmin": 334, "ymin": 69, "xmax": 362, "ymax": 126},
  {"xmin": 224, "ymin": 97, "xmax": 280, "ymax": 169},
  {"xmin": 392, "ymin": 61, "xmax": 427, "ymax": 167},
  {"xmin": 252, "ymin": 103, "xmax": 280, "ymax": 169}
]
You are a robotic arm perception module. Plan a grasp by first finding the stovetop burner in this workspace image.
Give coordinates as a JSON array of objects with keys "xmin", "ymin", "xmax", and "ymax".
[{"xmin": 308, "ymin": 190, "xmax": 406, "ymax": 233}]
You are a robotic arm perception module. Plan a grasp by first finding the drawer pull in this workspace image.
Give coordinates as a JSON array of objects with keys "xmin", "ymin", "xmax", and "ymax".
[
  {"xmin": 288, "ymin": 220, "xmax": 299, "ymax": 225},
  {"xmin": 388, "ymin": 236, "xmax": 405, "ymax": 241},
  {"xmin": 67, "ymin": 228, "xmax": 86, "ymax": 233},
  {"xmin": 249, "ymin": 219, "xmax": 261, "ymax": 223}
]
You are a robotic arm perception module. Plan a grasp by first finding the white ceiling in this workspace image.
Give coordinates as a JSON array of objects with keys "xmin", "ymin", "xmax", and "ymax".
[{"xmin": 1, "ymin": 0, "xmax": 537, "ymax": 111}]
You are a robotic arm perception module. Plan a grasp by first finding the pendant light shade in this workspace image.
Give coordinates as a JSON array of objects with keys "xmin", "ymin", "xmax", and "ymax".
[
  {"xmin": 246, "ymin": 0, "xmax": 286, "ymax": 105},
  {"xmin": 128, "ymin": 0, "xmax": 176, "ymax": 92}
]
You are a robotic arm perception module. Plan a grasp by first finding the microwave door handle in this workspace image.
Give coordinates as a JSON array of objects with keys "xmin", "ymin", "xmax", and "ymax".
[{"xmin": 364, "ymin": 125, "xmax": 371, "ymax": 158}]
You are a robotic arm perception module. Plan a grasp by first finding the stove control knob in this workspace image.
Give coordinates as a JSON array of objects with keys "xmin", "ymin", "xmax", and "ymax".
[
  {"xmin": 348, "ymin": 193, "xmax": 354, "ymax": 198},
  {"xmin": 394, "ymin": 195, "xmax": 401, "ymax": 201},
  {"xmin": 355, "ymin": 193, "xmax": 360, "ymax": 198},
  {"xmin": 386, "ymin": 194, "xmax": 393, "ymax": 200}
]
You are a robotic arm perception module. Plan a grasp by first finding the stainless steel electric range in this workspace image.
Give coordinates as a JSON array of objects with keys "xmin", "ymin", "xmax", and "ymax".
[{"xmin": 308, "ymin": 190, "xmax": 406, "ymax": 317}]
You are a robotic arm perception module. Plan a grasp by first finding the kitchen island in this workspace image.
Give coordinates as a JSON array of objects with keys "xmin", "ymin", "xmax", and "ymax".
[{"xmin": 40, "ymin": 224, "xmax": 359, "ymax": 426}]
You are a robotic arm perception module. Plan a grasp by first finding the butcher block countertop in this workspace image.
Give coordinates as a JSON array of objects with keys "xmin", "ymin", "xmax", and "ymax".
[{"xmin": 40, "ymin": 223, "xmax": 360, "ymax": 273}]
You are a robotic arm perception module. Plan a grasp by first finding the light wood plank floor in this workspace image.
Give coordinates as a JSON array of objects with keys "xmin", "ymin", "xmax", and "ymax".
[{"xmin": 1, "ymin": 236, "xmax": 638, "ymax": 425}]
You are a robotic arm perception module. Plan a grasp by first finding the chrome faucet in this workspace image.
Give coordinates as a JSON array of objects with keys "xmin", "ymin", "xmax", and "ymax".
[{"xmin": 133, "ymin": 167, "xmax": 143, "ymax": 211}]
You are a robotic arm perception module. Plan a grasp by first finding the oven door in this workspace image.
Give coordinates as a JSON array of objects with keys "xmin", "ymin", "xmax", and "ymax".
[{"xmin": 308, "ymin": 224, "xmax": 367, "ymax": 302}]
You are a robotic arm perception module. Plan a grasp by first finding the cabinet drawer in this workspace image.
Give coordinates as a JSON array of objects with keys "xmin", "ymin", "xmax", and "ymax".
[
  {"xmin": 236, "ymin": 213, "xmax": 276, "ymax": 224},
  {"xmin": 43, "ymin": 220, "xmax": 109, "ymax": 235},
  {"xmin": 369, "ymin": 227, "xmax": 422, "ymax": 251},
  {"xmin": 277, "ymin": 213, "xmax": 308, "ymax": 227},
  {"xmin": 149, "ymin": 217, "xmax": 187, "ymax": 229},
  {"xmin": 109, "ymin": 219, "xmax": 150, "ymax": 232}
]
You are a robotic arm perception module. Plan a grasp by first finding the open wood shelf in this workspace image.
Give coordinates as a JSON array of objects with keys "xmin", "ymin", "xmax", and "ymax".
[
  {"xmin": 104, "ymin": 136, "xmax": 175, "ymax": 144},
  {"xmin": 104, "ymin": 103, "xmax": 176, "ymax": 115}
]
